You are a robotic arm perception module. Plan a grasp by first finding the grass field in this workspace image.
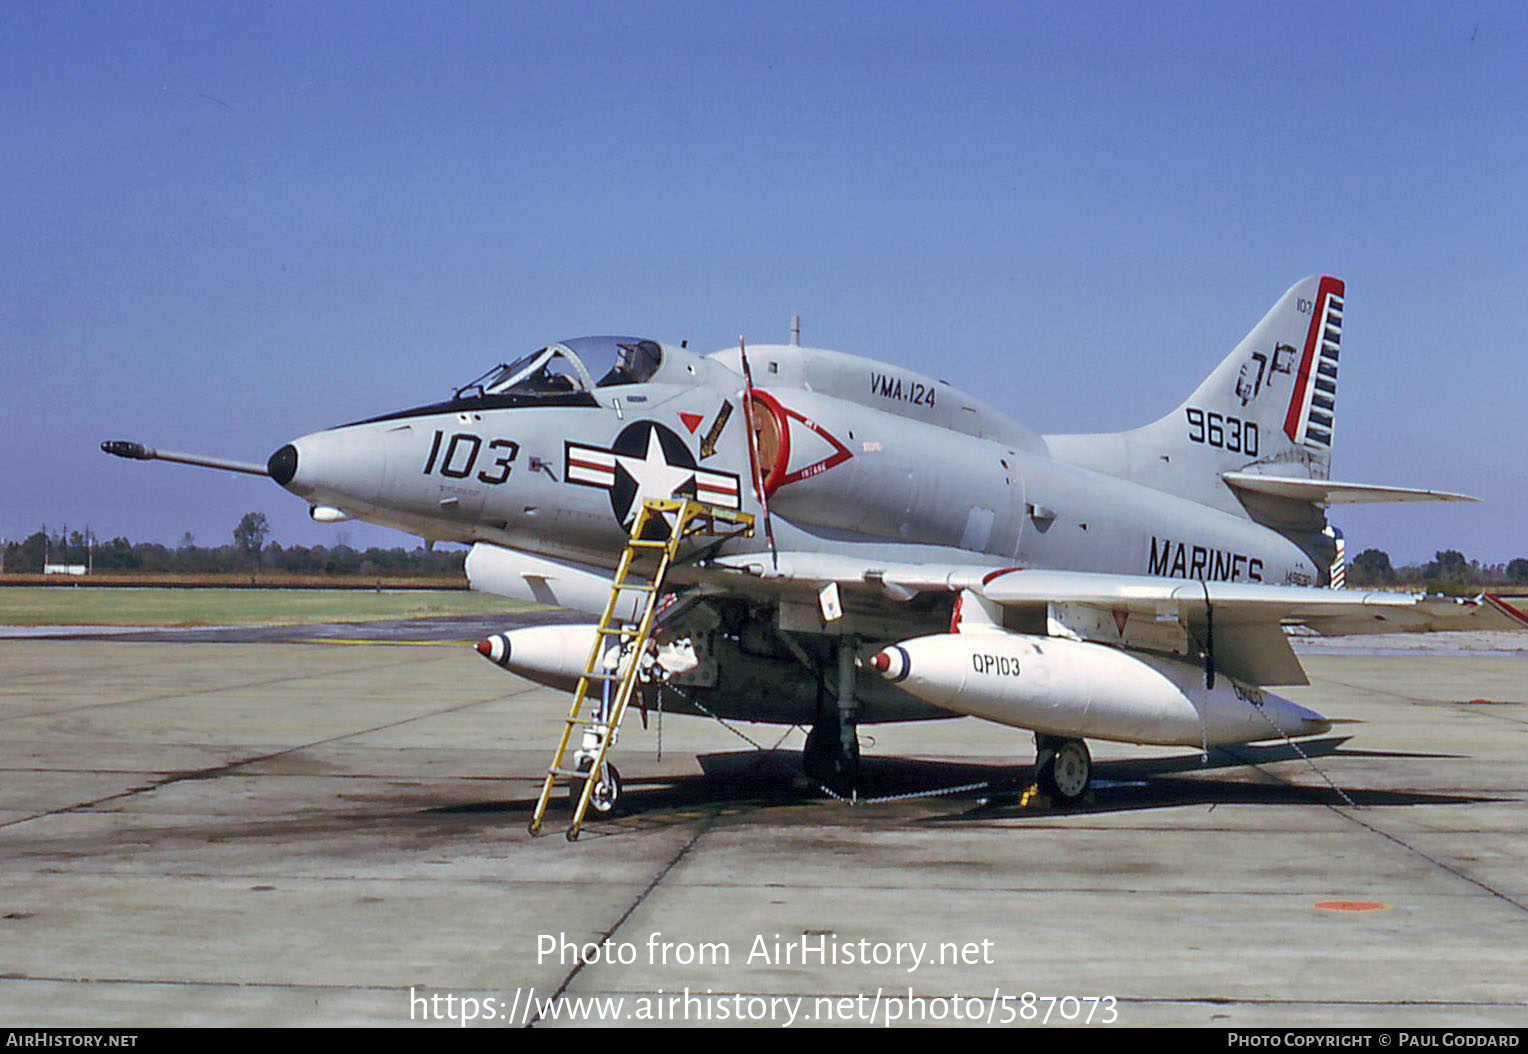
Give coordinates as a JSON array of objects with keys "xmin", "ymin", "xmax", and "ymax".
[{"xmin": 0, "ymin": 588, "xmax": 533, "ymax": 627}]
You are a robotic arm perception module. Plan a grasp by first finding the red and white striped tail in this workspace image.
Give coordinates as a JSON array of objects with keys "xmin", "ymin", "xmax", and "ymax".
[{"xmin": 1283, "ymin": 277, "xmax": 1345, "ymax": 452}]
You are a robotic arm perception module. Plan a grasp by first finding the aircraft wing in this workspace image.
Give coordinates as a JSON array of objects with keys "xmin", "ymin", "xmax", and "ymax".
[
  {"xmin": 696, "ymin": 551, "xmax": 992, "ymax": 599},
  {"xmin": 702, "ymin": 552, "xmax": 1527, "ymax": 634},
  {"xmin": 692, "ymin": 553, "xmax": 1527, "ymax": 685},
  {"xmin": 974, "ymin": 568, "xmax": 1528, "ymax": 635}
]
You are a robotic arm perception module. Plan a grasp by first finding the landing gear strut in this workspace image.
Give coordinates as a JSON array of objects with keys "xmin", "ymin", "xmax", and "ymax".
[
  {"xmin": 1033, "ymin": 735, "xmax": 1091, "ymax": 804},
  {"xmin": 802, "ymin": 641, "xmax": 861, "ymax": 796}
]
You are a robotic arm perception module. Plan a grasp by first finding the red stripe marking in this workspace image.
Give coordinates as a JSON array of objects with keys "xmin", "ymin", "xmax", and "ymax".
[
  {"xmin": 980, "ymin": 566, "xmax": 1026, "ymax": 586},
  {"xmin": 1484, "ymin": 594, "xmax": 1528, "ymax": 628},
  {"xmin": 774, "ymin": 404, "xmax": 852, "ymax": 489},
  {"xmin": 1283, "ymin": 276, "xmax": 1345, "ymax": 442},
  {"xmin": 567, "ymin": 455, "xmax": 615, "ymax": 483}
]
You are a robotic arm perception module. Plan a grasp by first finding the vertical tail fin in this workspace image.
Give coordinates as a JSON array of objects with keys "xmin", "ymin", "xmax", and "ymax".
[
  {"xmin": 1170, "ymin": 274, "xmax": 1345, "ymax": 479},
  {"xmin": 1047, "ymin": 275, "xmax": 1347, "ymax": 507}
]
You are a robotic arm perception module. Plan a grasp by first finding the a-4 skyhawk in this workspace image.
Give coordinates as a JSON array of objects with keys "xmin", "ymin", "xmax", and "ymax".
[{"xmin": 105, "ymin": 276, "xmax": 1527, "ymax": 824}]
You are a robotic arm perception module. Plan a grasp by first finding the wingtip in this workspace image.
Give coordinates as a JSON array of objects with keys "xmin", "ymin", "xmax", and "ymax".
[{"xmin": 1482, "ymin": 594, "xmax": 1528, "ymax": 629}]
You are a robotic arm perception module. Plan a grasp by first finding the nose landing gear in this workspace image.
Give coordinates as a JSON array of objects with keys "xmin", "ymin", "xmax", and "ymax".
[{"xmin": 570, "ymin": 758, "xmax": 623, "ymax": 817}]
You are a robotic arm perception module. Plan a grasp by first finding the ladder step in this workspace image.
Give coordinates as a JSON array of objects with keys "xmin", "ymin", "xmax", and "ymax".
[{"xmin": 528, "ymin": 497, "xmax": 757, "ymax": 838}]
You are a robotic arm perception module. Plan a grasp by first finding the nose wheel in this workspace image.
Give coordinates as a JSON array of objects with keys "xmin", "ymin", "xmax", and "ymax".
[
  {"xmin": 570, "ymin": 758, "xmax": 623, "ymax": 816},
  {"xmin": 1034, "ymin": 736, "xmax": 1091, "ymax": 804}
]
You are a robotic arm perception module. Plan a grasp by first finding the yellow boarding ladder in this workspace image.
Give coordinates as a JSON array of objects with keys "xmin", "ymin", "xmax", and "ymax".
[{"xmin": 528, "ymin": 497, "xmax": 754, "ymax": 840}]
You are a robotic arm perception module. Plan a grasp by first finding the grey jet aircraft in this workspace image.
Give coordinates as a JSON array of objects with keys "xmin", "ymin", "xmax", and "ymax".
[{"xmin": 105, "ymin": 275, "xmax": 1528, "ymax": 814}]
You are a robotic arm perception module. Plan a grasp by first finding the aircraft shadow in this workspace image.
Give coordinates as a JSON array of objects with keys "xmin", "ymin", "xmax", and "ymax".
[{"xmin": 430, "ymin": 737, "xmax": 1502, "ymax": 830}]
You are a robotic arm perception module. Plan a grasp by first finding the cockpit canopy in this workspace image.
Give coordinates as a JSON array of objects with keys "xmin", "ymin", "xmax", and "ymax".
[{"xmin": 455, "ymin": 337, "xmax": 663, "ymax": 400}]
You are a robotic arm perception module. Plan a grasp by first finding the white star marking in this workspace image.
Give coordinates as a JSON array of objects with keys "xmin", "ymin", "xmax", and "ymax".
[{"xmin": 612, "ymin": 428, "xmax": 696, "ymax": 526}]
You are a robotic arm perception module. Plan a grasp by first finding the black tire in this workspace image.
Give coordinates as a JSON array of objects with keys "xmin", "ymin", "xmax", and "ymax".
[
  {"xmin": 1036, "ymin": 737, "xmax": 1091, "ymax": 803},
  {"xmin": 803, "ymin": 723, "xmax": 833, "ymax": 779},
  {"xmin": 803, "ymin": 723, "xmax": 858, "ymax": 796},
  {"xmin": 569, "ymin": 759, "xmax": 623, "ymax": 815}
]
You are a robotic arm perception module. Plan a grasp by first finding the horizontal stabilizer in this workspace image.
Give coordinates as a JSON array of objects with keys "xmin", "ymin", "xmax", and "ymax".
[{"xmin": 1222, "ymin": 472, "xmax": 1477, "ymax": 505}]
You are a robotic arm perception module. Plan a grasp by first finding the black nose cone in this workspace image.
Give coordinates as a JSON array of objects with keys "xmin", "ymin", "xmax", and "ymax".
[{"xmin": 268, "ymin": 444, "xmax": 298, "ymax": 486}]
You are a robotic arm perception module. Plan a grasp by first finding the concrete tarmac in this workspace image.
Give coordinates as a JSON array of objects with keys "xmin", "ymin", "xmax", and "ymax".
[{"xmin": 1, "ymin": 627, "xmax": 1525, "ymax": 1028}]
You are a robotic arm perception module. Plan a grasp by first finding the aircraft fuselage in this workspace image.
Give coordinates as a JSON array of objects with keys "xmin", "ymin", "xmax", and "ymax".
[{"xmin": 270, "ymin": 340, "xmax": 1317, "ymax": 592}]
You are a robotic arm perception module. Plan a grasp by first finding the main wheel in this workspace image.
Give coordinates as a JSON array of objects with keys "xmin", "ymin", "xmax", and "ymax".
[
  {"xmin": 803, "ymin": 723, "xmax": 833, "ymax": 778},
  {"xmin": 569, "ymin": 759, "xmax": 623, "ymax": 815},
  {"xmin": 1035, "ymin": 737, "xmax": 1091, "ymax": 804},
  {"xmin": 803, "ymin": 723, "xmax": 859, "ymax": 796}
]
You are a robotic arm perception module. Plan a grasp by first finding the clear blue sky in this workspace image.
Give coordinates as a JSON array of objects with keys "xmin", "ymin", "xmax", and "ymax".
[{"xmin": 4, "ymin": 1, "xmax": 1525, "ymax": 565}]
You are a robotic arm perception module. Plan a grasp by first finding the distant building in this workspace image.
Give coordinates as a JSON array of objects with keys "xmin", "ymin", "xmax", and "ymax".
[{"xmin": 43, "ymin": 564, "xmax": 88, "ymax": 576}]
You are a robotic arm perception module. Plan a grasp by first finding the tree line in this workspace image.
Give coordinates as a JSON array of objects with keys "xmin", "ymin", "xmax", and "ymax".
[
  {"xmin": 3, "ymin": 514, "xmax": 466, "ymax": 577},
  {"xmin": 1348, "ymin": 548, "xmax": 1528, "ymax": 590},
  {"xmin": 6, "ymin": 517, "xmax": 1524, "ymax": 589}
]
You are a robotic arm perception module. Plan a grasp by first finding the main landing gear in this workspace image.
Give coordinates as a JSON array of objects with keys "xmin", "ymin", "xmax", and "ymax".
[
  {"xmin": 802, "ymin": 641, "xmax": 861, "ymax": 797},
  {"xmin": 1031, "ymin": 735, "xmax": 1092, "ymax": 805},
  {"xmin": 803, "ymin": 717, "xmax": 859, "ymax": 796}
]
